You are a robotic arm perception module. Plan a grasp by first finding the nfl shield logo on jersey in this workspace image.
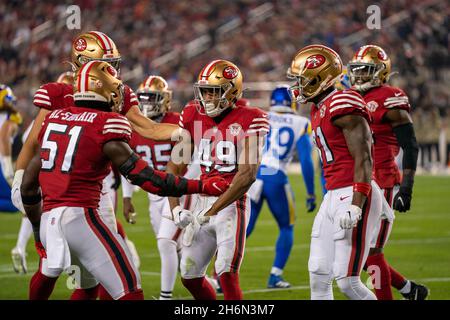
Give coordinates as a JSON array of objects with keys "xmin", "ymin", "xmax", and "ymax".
[
  {"xmin": 367, "ymin": 100, "xmax": 379, "ymax": 112},
  {"xmin": 229, "ymin": 123, "xmax": 242, "ymax": 136},
  {"xmin": 320, "ymin": 105, "xmax": 326, "ymax": 118}
]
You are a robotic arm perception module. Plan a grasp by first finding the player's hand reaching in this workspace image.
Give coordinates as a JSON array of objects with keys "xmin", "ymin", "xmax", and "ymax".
[
  {"xmin": 393, "ymin": 186, "xmax": 412, "ymax": 212},
  {"xmin": 201, "ymin": 176, "xmax": 230, "ymax": 196},
  {"xmin": 123, "ymin": 197, "xmax": 137, "ymax": 224},
  {"xmin": 172, "ymin": 206, "xmax": 194, "ymax": 229},
  {"xmin": 306, "ymin": 194, "xmax": 316, "ymax": 212},
  {"xmin": 338, "ymin": 205, "xmax": 362, "ymax": 229}
]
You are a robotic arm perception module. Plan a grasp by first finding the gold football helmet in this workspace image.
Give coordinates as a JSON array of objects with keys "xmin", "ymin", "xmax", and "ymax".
[
  {"xmin": 348, "ymin": 45, "xmax": 391, "ymax": 92},
  {"xmin": 56, "ymin": 71, "xmax": 74, "ymax": 85},
  {"xmin": 71, "ymin": 31, "xmax": 121, "ymax": 71},
  {"xmin": 136, "ymin": 75, "xmax": 172, "ymax": 119},
  {"xmin": 287, "ymin": 45, "xmax": 342, "ymax": 103},
  {"xmin": 73, "ymin": 61, "xmax": 123, "ymax": 113},
  {"xmin": 194, "ymin": 59, "xmax": 243, "ymax": 117}
]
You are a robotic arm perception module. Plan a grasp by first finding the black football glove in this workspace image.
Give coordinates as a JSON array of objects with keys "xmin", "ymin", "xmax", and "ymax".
[{"xmin": 393, "ymin": 186, "xmax": 412, "ymax": 212}]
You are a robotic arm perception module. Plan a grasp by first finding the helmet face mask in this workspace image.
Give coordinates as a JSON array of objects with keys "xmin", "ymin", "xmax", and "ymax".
[
  {"xmin": 194, "ymin": 60, "xmax": 243, "ymax": 118},
  {"xmin": 193, "ymin": 83, "xmax": 230, "ymax": 117},
  {"xmin": 348, "ymin": 45, "xmax": 391, "ymax": 92},
  {"xmin": 136, "ymin": 75, "xmax": 171, "ymax": 119}
]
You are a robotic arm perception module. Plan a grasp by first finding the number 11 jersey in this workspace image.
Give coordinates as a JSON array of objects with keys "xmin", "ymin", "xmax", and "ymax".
[{"xmin": 310, "ymin": 89, "xmax": 371, "ymax": 190}]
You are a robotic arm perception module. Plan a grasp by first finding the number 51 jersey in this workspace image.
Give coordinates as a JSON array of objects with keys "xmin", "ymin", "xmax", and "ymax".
[
  {"xmin": 38, "ymin": 107, "xmax": 132, "ymax": 212},
  {"xmin": 179, "ymin": 102, "xmax": 269, "ymax": 183},
  {"xmin": 310, "ymin": 89, "xmax": 371, "ymax": 190}
]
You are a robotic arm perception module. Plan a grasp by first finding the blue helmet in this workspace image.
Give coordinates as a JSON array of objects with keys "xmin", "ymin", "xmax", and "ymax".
[{"xmin": 270, "ymin": 85, "xmax": 295, "ymax": 113}]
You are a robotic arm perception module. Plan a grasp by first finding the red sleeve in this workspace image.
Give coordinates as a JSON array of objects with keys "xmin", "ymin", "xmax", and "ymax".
[
  {"xmin": 100, "ymin": 113, "xmax": 132, "ymax": 145},
  {"xmin": 179, "ymin": 104, "xmax": 196, "ymax": 133},
  {"xmin": 121, "ymin": 85, "xmax": 139, "ymax": 115},
  {"xmin": 329, "ymin": 90, "xmax": 371, "ymax": 123},
  {"xmin": 245, "ymin": 108, "xmax": 270, "ymax": 137},
  {"xmin": 382, "ymin": 87, "xmax": 411, "ymax": 113},
  {"xmin": 33, "ymin": 83, "xmax": 59, "ymax": 110}
]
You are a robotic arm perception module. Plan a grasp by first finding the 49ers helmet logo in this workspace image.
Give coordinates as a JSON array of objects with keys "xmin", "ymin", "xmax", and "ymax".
[
  {"xmin": 74, "ymin": 38, "xmax": 87, "ymax": 51},
  {"xmin": 305, "ymin": 54, "xmax": 326, "ymax": 69},
  {"xmin": 377, "ymin": 49, "xmax": 387, "ymax": 61},
  {"xmin": 223, "ymin": 66, "xmax": 238, "ymax": 79},
  {"xmin": 106, "ymin": 65, "xmax": 118, "ymax": 77}
]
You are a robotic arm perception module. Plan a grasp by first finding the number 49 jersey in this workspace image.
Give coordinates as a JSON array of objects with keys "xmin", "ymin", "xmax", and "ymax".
[
  {"xmin": 180, "ymin": 102, "xmax": 269, "ymax": 183},
  {"xmin": 310, "ymin": 89, "xmax": 371, "ymax": 190},
  {"xmin": 38, "ymin": 107, "xmax": 131, "ymax": 212}
]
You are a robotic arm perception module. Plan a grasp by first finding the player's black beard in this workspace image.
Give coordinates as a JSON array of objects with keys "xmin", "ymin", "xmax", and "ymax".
[{"xmin": 74, "ymin": 100, "xmax": 111, "ymax": 112}]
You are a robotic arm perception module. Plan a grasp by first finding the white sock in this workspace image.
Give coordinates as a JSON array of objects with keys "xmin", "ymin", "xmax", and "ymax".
[
  {"xmin": 157, "ymin": 238, "xmax": 178, "ymax": 298},
  {"xmin": 271, "ymin": 267, "xmax": 283, "ymax": 276},
  {"xmin": 399, "ymin": 280, "xmax": 411, "ymax": 294},
  {"xmin": 16, "ymin": 217, "xmax": 33, "ymax": 253}
]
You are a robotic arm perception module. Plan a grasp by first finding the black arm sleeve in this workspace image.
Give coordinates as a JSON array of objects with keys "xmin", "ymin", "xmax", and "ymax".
[{"xmin": 392, "ymin": 122, "xmax": 419, "ymax": 171}]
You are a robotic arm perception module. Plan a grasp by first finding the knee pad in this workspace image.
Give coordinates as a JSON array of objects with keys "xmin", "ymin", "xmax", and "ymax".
[
  {"xmin": 157, "ymin": 238, "xmax": 177, "ymax": 254},
  {"xmin": 308, "ymin": 256, "xmax": 332, "ymax": 275},
  {"xmin": 336, "ymin": 276, "xmax": 377, "ymax": 300},
  {"xmin": 309, "ymin": 272, "xmax": 334, "ymax": 300}
]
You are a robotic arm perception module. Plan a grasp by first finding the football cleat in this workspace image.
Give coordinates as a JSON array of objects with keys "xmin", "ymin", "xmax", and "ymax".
[
  {"xmin": 267, "ymin": 274, "xmax": 291, "ymax": 289},
  {"xmin": 205, "ymin": 275, "xmax": 222, "ymax": 294},
  {"xmin": 11, "ymin": 247, "xmax": 27, "ymax": 274},
  {"xmin": 401, "ymin": 281, "xmax": 429, "ymax": 300}
]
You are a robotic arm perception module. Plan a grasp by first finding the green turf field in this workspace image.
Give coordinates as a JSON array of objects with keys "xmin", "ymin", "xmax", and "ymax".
[{"xmin": 1, "ymin": 175, "xmax": 449, "ymax": 300}]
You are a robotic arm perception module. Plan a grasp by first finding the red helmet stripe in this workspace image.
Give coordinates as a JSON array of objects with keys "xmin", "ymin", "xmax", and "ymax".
[
  {"xmin": 89, "ymin": 31, "xmax": 113, "ymax": 53},
  {"xmin": 79, "ymin": 61, "xmax": 98, "ymax": 92},
  {"xmin": 201, "ymin": 60, "xmax": 222, "ymax": 79}
]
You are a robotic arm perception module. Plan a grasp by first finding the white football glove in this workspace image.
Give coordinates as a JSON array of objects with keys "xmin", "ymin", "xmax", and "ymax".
[
  {"xmin": 0, "ymin": 155, "xmax": 14, "ymax": 186},
  {"xmin": 11, "ymin": 169, "xmax": 25, "ymax": 213},
  {"xmin": 338, "ymin": 205, "xmax": 362, "ymax": 229},
  {"xmin": 172, "ymin": 205, "xmax": 194, "ymax": 229},
  {"xmin": 195, "ymin": 206, "xmax": 212, "ymax": 225}
]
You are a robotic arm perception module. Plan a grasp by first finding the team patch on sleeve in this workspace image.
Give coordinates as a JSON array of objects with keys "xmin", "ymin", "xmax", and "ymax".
[{"xmin": 33, "ymin": 87, "xmax": 52, "ymax": 108}]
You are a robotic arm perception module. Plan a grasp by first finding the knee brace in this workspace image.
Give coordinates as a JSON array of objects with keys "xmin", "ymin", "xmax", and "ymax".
[{"xmin": 336, "ymin": 276, "xmax": 377, "ymax": 300}]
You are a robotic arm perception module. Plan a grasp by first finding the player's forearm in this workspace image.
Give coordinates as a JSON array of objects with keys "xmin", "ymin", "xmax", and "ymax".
[
  {"xmin": 208, "ymin": 165, "xmax": 257, "ymax": 216},
  {"xmin": 352, "ymin": 151, "xmax": 372, "ymax": 208},
  {"xmin": 20, "ymin": 155, "xmax": 42, "ymax": 225},
  {"xmin": 128, "ymin": 109, "xmax": 179, "ymax": 141},
  {"xmin": 297, "ymin": 135, "xmax": 315, "ymax": 195},
  {"xmin": 393, "ymin": 123, "xmax": 418, "ymax": 191},
  {"xmin": 166, "ymin": 160, "xmax": 187, "ymax": 210}
]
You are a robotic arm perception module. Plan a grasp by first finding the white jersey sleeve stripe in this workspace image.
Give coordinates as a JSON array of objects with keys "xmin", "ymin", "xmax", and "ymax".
[
  {"xmin": 249, "ymin": 123, "xmax": 270, "ymax": 129},
  {"xmin": 385, "ymin": 102, "xmax": 410, "ymax": 109},
  {"xmin": 36, "ymin": 89, "xmax": 49, "ymax": 95},
  {"xmin": 106, "ymin": 118, "xmax": 130, "ymax": 125},
  {"xmin": 329, "ymin": 104, "xmax": 357, "ymax": 113},
  {"xmin": 33, "ymin": 99, "xmax": 51, "ymax": 106},
  {"xmin": 34, "ymin": 94, "xmax": 50, "ymax": 100},
  {"xmin": 103, "ymin": 124, "xmax": 132, "ymax": 132},
  {"xmin": 103, "ymin": 129, "xmax": 131, "ymax": 136},
  {"xmin": 330, "ymin": 99, "xmax": 365, "ymax": 108},
  {"xmin": 331, "ymin": 93, "xmax": 364, "ymax": 103}
]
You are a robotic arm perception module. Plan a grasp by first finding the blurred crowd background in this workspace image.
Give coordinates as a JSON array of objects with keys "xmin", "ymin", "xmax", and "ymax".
[{"xmin": 1, "ymin": 0, "xmax": 449, "ymax": 170}]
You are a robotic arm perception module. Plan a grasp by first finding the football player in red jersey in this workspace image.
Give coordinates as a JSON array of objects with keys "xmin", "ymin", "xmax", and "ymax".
[
  {"xmin": 11, "ymin": 31, "xmax": 180, "ymax": 218},
  {"xmin": 288, "ymin": 45, "xmax": 382, "ymax": 300},
  {"xmin": 20, "ymin": 61, "xmax": 229, "ymax": 300},
  {"xmin": 152, "ymin": 59, "xmax": 269, "ymax": 300},
  {"xmin": 121, "ymin": 75, "xmax": 197, "ymax": 300},
  {"xmin": 348, "ymin": 45, "xmax": 428, "ymax": 300}
]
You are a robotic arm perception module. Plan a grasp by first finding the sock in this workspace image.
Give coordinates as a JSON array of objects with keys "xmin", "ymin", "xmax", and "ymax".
[
  {"xmin": 219, "ymin": 272, "xmax": 243, "ymax": 300},
  {"xmin": 119, "ymin": 289, "xmax": 144, "ymax": 300},
  {"xmin": 29, "ymin": 271, "xmax": 58, "ymax": 300},
  {"xmin": 399, "ymin": 280, "xmax": 412, "ymax": 294},
  {"xmin": 70, "ymin": 285, "xmax": 99, "ymax": 300},
  {"xmin": 273, "ymin": 226, "xmax": 293, "ymax": 270},
  {"xmin": 271, "ymin": 267, "xmax": 283, "ymax": 276},
  {"xmin": 16, "ymin": 216, "xmax": 33, "ymax": 253},
  {"xmin": 389, "ymin": 265, "xmax": 408, "ymax": 290},
  {"xmin": 366, "ymin": 253, "xmax": 393, "ymax": 300},
  {"xmin": 181, "ymin": 277, "xmax": 216, "ymax": 300},
  {"xmin": 157, "ymin": 238, "xmax": 178, "ymax": 300},
  {"xmin": 98, "ymin": 284, "xmax": 114, "ymax": 300},
  {"xmin": 116, "ymin": 220, "xmax": 126, "ymax": 240}
]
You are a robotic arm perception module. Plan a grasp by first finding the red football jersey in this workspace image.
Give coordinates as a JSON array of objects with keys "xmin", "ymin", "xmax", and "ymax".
[
  {"xmin": 38, "ymin": 107, "xmax": 131, "ymax": 211},
  {"xmin": 180, "ymin": 102, "xmax": 269, "ymax": 183},
  {"xmin": 310, "ymin": 89, "xmax": 371, "ymax": 190},
  {"xmin": 33, "ymin": 82, "xmax": 138, "ymax": 115},
  {"xmin": 363, "ymin": 85, "xmax": 411, "ymax": 188},
  {"xmin": 129, "ymin": 112, "xmax": 180, "ymax": 171}
]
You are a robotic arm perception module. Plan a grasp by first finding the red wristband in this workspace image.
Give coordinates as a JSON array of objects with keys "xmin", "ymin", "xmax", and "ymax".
[{"xmin": 353, "ymin": 182, "xmax": 371, "ymax": 197}]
